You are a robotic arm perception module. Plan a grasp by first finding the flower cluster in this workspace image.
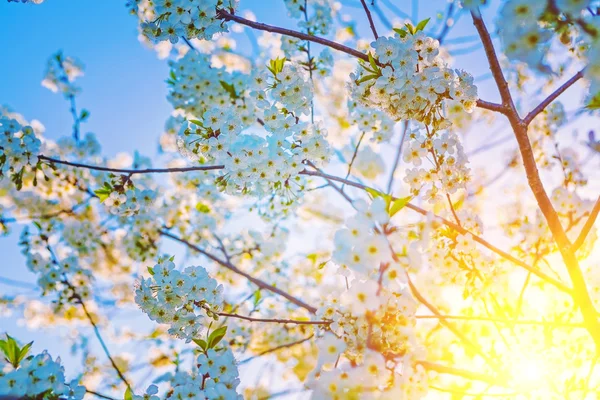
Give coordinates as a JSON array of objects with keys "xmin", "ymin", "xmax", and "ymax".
[
  {"xmin": 21, "ymin": 226, "xmax": 93, "ymax": 297},
  {"xmin": 41, "ymin": 52, "xmax": 84, "ymax": 97},
  {"xmin": 283, "ymin": 0, "xmax": 335, "ymax": 35},
  {"xmin": 135, "ymin": 257, "xmax": 224, "ymax": 341},
  {"xmin": 350, "ymin": 29, "xmax": 478, "ymax": 128},
  {"xmin": 348, "ymin": 104, "xmax": 395, "ymax": 142},
  {"xmin": 135, "ymin": 347, "xmax": 241, "ymax": 399},
  {"xmin": 403, "ymin": 126, "xmax": 470, "ymax": 201},
  {"xmin": 96, "ymin": 174, "xmax": 157, "ymax": 217},
  {"xmin": 585, "ymin": 44, "xmax": 600, "ymax": 109},
  {"xmin": 172, "ymin": 52, "xmax": 329, "ymax": 203},
  {"xmin": 0, "ymin": 349, "xmax": 85, "ymax": 399},
  {"xmin": 130, "ymin": 0, "xmax": 237, "ymax": 44},
  {"xmin": 0, "ymin": 117, "xmax": 41, "ymax": 189},
  {"xmin": 497, "ymin": 0, "xmax": 597, "ymax": 73}
]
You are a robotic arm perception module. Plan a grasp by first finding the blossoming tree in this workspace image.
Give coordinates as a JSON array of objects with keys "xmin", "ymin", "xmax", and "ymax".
[{"xmin": 1, "ymin": 0, "xmax": 600, "ymax": 398}]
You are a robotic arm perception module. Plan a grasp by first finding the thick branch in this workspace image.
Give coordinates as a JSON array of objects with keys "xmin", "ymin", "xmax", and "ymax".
[
  {"xmin": 217, "ymin": 10, "xmax": 369, "ymax": 62},
  {"xmin": 471, "ymin": 12, "xmax": 518, "ymax": 117},
  {"xmin": 160, "ymin": 230, "xmax": 317, "ymax": 313},
  {"xmin": 476, "ymin": 99, "xmax": 506, "ymax": 113},
  {"xmin": 472, "ymin": 8, "xmax": 600, "ymax": 349},
  {"xmin": 523, "ymin": 70, "xmax": 585, "ymax": 125}
]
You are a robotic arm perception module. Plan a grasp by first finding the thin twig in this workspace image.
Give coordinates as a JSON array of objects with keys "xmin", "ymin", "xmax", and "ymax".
[
  {"xmin": 360, "ymin": 0, "xmax": 379, "ymax": 39},
  {"xmin": 571, "ymin": 196, "xmax": 600, "ymax": 252},
  {"xmin": 239, "ymin": 335, "xmax": 314, "ymax": 364},
  {"xmin": 523, "ymin": 70, "xmax": 585, "ymax": 125},
  {"xmin": 218, "ymin": 312, "xmax": 330, "ymax": 325},
  {"xmin": 39, "ymin": 155, "xmax": 224, "ymax": 174},
  {"xmin": 301, "ymin": 168, "xmax": 572, "ymax": 294},
  {"xmin": 86, "ymin": 389, "xmax": 119, "ymax": 400},
  {"xmin": 217, "ymin": 9, "xmax": 369, "ymax": 62},
  {"xmin": 416, "ymin": 315, "xmax": 585, "ymax": 328},
  {"xmin": 417, "ymin": 361, "xmax": 500, "ymax": 385},
  {"xmin": 342, "ymin": 131, "xmax": 366, "ymax": 191},
  {"xmin": 386, "ymin": 120, "xmax": 408, "ymax": 194},
  {"xmin": 160, "ymin": 230, "xmax": 317, "ymax": 313}
]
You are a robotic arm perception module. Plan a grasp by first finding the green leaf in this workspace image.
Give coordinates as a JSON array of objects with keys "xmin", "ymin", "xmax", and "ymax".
[
  {"xmin": 253, "ymin": 290, "xmax": 262, "ymax": 307},
  {"xmin": 170, "ymin": 70, "xmax": 176, "ymax": 80},
  {"xmin": 94, "ymin": 182, "xmax": 113, "ymax": 203},
  {"xmin": 415, "ymin": 17, "xmax": 431, "ymax": 32},
  {"xmin": 268, "ymin": 57, "xmax": 286, "ymax": 75},
  {"xmin": 16, "ymin": 341, "xmax": 33, "ymax": 365},
  {"xmin": 219, "ymin": 80, "xmax": 238, "ymax": 99},
  {"xmin": 124, "ymin": 387, "xmax": 133, "ymax": 400},
  {"xmin": 189, "ymin": 119, "xmax": 203, "ymax": 126},
  {"xmin": 405, "ymin": 22, "xmax": 416, "ymax": 35},
  {"xmin": 192, "ymin": 338, "xmax": 208, "ymax": 351},
  {"xmin": 393, "ymin": 27, "xmax": 408, "ymax": 38},
  {"xmin": 356, "ymin": 74, "xmax": 380, "ymax": 84},
  {"xmin": 147, "ymin": 266, "xmax": 155, "ymax": 276},
  {"xmin": 389, "ymin": 196, "xmax": 412, "ymax": 217},
  {"xmin": 365, "ymin": 187, "xmax": 382, "ymax": 199},
  {"xmin": 207, "ymin": 326, "xmax": 227, "ymax": 349},
  {"xmin": 368, "ymin": 52, "xmax": 378, "ymax": 71},
  {"xmin": 196, "ymin": 203, "xmax": 211, "ymax": 213},
  {"xmin": 1, "ymin": 334, "xmax": 22, "ymax": 368},
  {"xmin": 80, "ymin": 109, "xmax": 90, "ymax": 121}
]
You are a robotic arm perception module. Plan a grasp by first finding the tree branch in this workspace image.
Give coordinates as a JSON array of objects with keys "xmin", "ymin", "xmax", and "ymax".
[
  {"xmin": 301, "ymin": 168, "xmax": 572, "ymax": 294},
  {"xmin": 217, "ymin": 312, "xmax": 330, "ymax": 325},
  {"xmin": 416, "ymin": 314, "xmax": 585, "ymax": 328},
  {"xmin": 239, "ymin": 335, "xmax": 314, "ymax": 364},
  {"xmin": 159, "ymin": 230, "xmax": 317, "ymax": 313},
  {"xmin": 360, "ymin": 0, "xmax": 379, "ymax": 39},
  {"xmin": 476, "ymin": 99, "xmax": 506, "ymax": 113},
  {"xmin": 471, "ymin": 8, "xmax": 600, "ymax": 349},
  {"xmin": 571, "ymin": 196, "xmax": 600, "ymax": 252},
  {"xmin": 523, "ymin": 70, "xmax": 585, "ymax": 125},
  {"xmin": 39, "ymin": 155, "xmax": 223, "ymax": 174},
  {"xmin": 418, "ymin": 361, "xmax": 501, "ymax": 385},
  {"xmin": 217, "ymin": 9, "xmax": 369, "ymax": 62}
]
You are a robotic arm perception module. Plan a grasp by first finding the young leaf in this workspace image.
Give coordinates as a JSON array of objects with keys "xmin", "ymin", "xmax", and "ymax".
[
  {"xmin": 368, "ymin": 52, "xmax": 379, "ymax": 72},
  {"xmin": 393, "ymin": 27, "xmax": 408, "ymax": 38},
  {"xmin": 219, "ymin": 80, "xmax": 238, "ymax": 99},
  {"xmin": 196, "ymin": 203, "xmax": 211, "ymax": 213},
  {"xmin": 16, "ymin": 341, "xmax": 33, "ymax": 365},
  {"xmin": 147, "ymin": 266, "xmax": 155, "ymax": 275},
  {"xmin": 389, "ymin": 196, "xmax": 412, "ymax": 217},
  {"xmin": 192, "ymin": 338, "xmax": 208, "ymax": 351},
  {"xmin": 94, "ymin": 182, "xmax": 113, "ymax": 203},
  {"xmin": 124, "ymin": 387, "xmax": 133, "ymax": 400},
  {"xmin": 415, "ymin": 17, "xmax": 431, "ymax": 32},
  {"xmin": 253, "ymin": 290, "xmax": 262, "ymax": 307},
  {"xmin": 207, "ymin": 326, "xmax": 227, "ymax": 349}
]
